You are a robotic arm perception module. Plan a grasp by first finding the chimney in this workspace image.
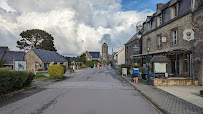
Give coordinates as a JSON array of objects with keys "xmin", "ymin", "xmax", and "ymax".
[{"xmin": 157, "ymin": 3, "xmax": 165, "ymax": 11}]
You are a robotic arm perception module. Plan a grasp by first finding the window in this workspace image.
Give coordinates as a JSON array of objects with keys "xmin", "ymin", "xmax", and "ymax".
[
  {"xmin": 147, "ymin": 22, "xmax": 151, "ymax": 31},
  {"xmin": 147, "ymin": 39, "xmax": 151, "ymax": 51},
  {"xmin": 171, "ymin": 3, "xmax": 178, "ymax": 19},
  {"xmin": 158, "ymin": 35, "xmax": 162, "ymax": 48},
  {"xmin": 60, "ymin": 62, "xmax": 63, "ymax": 65},
  {"xmin": 157, "ymin": 14, "xmax": 163, "ymax": 26},
  {"xmin": 172, "ymin": 30, "xmax": 178, "ymax": 45}
]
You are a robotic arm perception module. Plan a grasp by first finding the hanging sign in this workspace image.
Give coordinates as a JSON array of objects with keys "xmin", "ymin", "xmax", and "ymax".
[{"xmin": 183, "ymin": 29, "xmax": 194, "ymax": 41}]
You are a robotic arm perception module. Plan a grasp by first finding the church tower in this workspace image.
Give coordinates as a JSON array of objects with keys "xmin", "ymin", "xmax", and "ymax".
[{"xmin": 102, "ymin": 43, "xmax": 108, "ymax": 63}]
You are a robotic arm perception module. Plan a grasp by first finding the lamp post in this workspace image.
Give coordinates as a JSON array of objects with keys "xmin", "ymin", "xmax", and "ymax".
[{"xmin": 147, "ymin": 47, "xmax": 150, "ymax": 84}]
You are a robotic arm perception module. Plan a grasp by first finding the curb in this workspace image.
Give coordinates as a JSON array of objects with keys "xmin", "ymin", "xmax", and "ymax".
[
  {"xmin": 0, "ymin": 77, "xmax": 68, "ymax": 99},
  {"xmin": 0, "ymin": 86, "xmax": 36, "ymax": 99},
  {"xmin": 115, "ymin": 70, "xmax": 168, "ymax": 114}
]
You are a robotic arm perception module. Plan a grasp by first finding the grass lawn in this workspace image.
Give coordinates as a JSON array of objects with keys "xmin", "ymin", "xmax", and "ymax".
[{"xmin": 33, "ymin": 75, "xmax": 67, "ymax": 82}]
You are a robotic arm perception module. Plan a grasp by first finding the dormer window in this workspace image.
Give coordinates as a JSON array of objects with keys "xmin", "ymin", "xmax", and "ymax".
[
  {"xmin": 147, "ymin": 21, "xmax": 151, "ymax": 31},
  {"xmin": 171, "ymin": 3, "xmax": 179, "ymax": 19},
  {"xmin": 157, "ymin": 14, "xmax": 163, "ymax": 26}
]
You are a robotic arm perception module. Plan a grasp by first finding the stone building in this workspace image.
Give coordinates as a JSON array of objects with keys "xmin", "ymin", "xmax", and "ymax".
[
  {"xmin": 125, "ymin": 29, "xmax": 143, "ymax": 65},
  {"xmin": 129, "ymin": 0, "xmax": 203, "ymax": 84},
  {"xmin": 85, "ymin": 51, "xmax": 101, "ymax": 62},
  {"xmin": 0, "ymin": 46, "xmax": 25, "ymax": 69},
  {"xmin": 24, "ymin": 49, "xmax": 68, "ymax": 71},
  {"xmin": 134, "ymin": 0, "xmax": 196, "ymax": 78},
  {"xmin": 102, "ymin": 43, "xmax": 108, "ymax": 63},
  {"xmin": 192, "ymin": 0, "xmax": 203, "ymax": 85}
]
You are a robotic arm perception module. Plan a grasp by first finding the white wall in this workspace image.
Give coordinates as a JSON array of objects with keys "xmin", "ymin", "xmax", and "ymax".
[{"xmin": 117, "ymin": 46, "xmax": 125, "ymax": 65}]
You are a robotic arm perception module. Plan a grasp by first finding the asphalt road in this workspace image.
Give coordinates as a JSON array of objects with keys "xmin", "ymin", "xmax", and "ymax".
[{"xmin": 0, "ymin": 67, "xmax": 161, "ymax": 114}]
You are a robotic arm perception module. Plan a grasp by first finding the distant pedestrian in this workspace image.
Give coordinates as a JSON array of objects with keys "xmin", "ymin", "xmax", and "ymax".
[{"xmin": 133, "ymin": 64, "xmax": 139, "ymax": 83}]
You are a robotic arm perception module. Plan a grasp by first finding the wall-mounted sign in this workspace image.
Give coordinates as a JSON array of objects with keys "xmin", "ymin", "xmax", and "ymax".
[
  {"xmin": 162, "ymin": 37, "xmax": 167, "ymax": 42},
  {"xmin": 183, "ymin": 29, "xmax": 194, "ymax": 41},
  {"xmin": 15, "ymin": 61, "xmax": 26, "ymax": 71},
  {"xmin": 132, "ymin": 41, "xmax": 140, "ymax": 52},
  {"xmin": 154, "ymin": 63, "xmax": 166, "ymax": 73}
]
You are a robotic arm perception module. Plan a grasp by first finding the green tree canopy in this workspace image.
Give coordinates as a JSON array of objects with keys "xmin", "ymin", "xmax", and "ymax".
[
  {"xmin": 16, "ymin": 29, "xmax": 57, "ymax": 51},
  {"xmin": 78, "ymin": 53, "xmax": 87, "ymax": 63}
]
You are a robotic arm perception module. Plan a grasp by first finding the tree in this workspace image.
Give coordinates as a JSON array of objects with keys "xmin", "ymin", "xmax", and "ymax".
[
  {"xmin": 17, "ymin": 29, "xmax": 57, "ymax": 51},
  {"xmin": 78, "ymin": 53, "xmax": 87, "ymax": 63}
]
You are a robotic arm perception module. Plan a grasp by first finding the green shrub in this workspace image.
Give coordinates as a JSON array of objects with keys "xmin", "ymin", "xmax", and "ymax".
[
  {"xmin": 48, "ymin": 65, "xmax": 64, "ymax": 79},
  {"xmin": 139, "ymin": 67, "xmax": 146, "ymax": 73},
  {"xmin": 200, "ymin": 90, "xmax": 203, "ymax": 95},
  {"xmin": 0, "ymin": 70, "xmax": 34, "ymax": 96},
  {"xmin": 38, "ymin": 69, "xmax": 43, "ymax": 71},
  {"xmin": 60, "ymin": 65, "xmax": 67, "ymax": 74},
  {"xmin": 87, "ymin": 61, "xmax": 97, "ymax": 68}
]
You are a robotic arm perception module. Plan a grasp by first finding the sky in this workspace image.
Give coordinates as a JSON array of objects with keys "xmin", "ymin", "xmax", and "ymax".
[{"xmin": 0, "ymin": 0, "xmax": 169, "ymax": 56}]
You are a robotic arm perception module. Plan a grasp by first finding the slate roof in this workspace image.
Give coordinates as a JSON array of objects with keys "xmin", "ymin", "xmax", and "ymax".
[
  {"xmin": 150, "ymin": 56, "xmax": 170, "ymax": 63},
  {"xmin": 32, "ymin": 49, "xmax": 67, "ymax": 62},
  {"xmin": 125, "ymin": 28, "xmax": 143, "ymax": 45},
  {"xmin": 70, "ymin": 57, "xmax": 79, "ymax": 62},
  {"xmin": 2, "ymin": 51, "xmax": 25, "ymax": 64},
  {"xmin": 0, "ymin": 46, "xmax": 8, "ymax": 59},
  {"xmin": 89, "ymin": 52, "xmax": 100, "ymax": 58}
]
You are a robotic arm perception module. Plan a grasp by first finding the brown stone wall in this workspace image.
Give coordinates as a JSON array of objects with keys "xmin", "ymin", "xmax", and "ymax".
[
  {"xmin": 24, "ymin": 50, "xmax": 42, "ymax": 71},
  {"xmin": 142, "ymin": 14, "xmax": 192, "ymax": 54},
  {"xmin": 193, "ymin": 8, "xmax": 203, "ymax": 85},
  {"xmin": 153, "ymin": 79, "xmax": 198, "ymax": 86},
  {"xmin": 125, "ymin": 39, "xmax": 141, "ymax": 65}
]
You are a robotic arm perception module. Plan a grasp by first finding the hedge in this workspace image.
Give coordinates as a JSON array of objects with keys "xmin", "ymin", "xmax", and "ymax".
[
  {"xmin": 60, "ymin": 65, "xmax": 66, "ymax": 74},
  {"xmin": 48, "ymin": 65, "xmax": 64, "ymax": 79},
  {"xmin": 87, "ymin": 61, "xmax": 97, "ymax": 68},
  {"xmin": 0, "ymin": 70, "xmax": 34, "ymax": 96}
]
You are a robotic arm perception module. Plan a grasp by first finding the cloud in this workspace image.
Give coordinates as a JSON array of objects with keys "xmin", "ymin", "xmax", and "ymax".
[{"xmin": 0, "ymin": 0, "xmax": 154, "ymax": 56}]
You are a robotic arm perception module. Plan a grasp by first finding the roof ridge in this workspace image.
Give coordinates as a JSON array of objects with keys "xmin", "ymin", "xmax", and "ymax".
[
  {"xmin": 6, "ymin": 50, "xmax": 25, "ymax": 52},
  {"xmin": 32, "ymin": 49, "xmax": 57, "ymax": 52}
]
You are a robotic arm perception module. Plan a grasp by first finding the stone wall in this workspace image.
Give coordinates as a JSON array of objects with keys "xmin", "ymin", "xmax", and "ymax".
[
  {"xmin": 153, "ymin": 78, "xmax": 198, "ymax": 86},
  {"xmin": 24, "ymin": 50, "xmax": 42, "ymax": 71},
  {"xmin": 142, "ymin": 14, "xmax": 192, "ymax": 54},
  {"xmin": 193, "ymin": 8, "xmax": 203, "ymax": 85},
  {"xmin": 125, "ymin": 39, "xmax": 141, "ymax": 65}
]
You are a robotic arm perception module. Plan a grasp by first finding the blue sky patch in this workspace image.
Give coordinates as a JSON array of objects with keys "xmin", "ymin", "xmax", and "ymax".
[{"xmin": 121, "ymin": 0, "xmax": 169, "ymax": 11}]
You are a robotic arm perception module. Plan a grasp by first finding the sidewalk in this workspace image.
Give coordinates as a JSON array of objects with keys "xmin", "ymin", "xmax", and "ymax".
[{"xmin": 122, "ymin": 75, "xmax": 203, "ymax": 114}]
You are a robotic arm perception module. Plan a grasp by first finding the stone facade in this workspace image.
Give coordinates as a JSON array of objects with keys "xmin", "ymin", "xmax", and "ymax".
[
  {"xmin": 24, "ymin": 49, "xmax": 68, "ymax": 71},
  {"xmin": 24, "ymin": 50, "xmax": 43, "ymax": 71},
  {"xmin": 125, "ymin": 38, "xmax": 141, "ymax": 65},
  {"xmin": 85, "ymin": 51, "xmax": 92, "ymax": 61},
  {"xmin": 193, "ymin": 2, "xmax": 203, "ymax": 85},
  {"xmin": 102, "ymin": 43, "xmax": 108, "ymax": 63},
  {"xmin": 142, "ymin": 14, "xmax": 192, "ymax": 55},
  {"xmin": 153, "ymin": 78, "xmax": 198, "ymax": 86}
]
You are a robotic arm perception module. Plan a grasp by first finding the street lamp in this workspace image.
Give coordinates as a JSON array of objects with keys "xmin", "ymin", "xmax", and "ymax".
[{"xmin": 147, "ymin": 47, "xmax": 150, "ymax": 84}]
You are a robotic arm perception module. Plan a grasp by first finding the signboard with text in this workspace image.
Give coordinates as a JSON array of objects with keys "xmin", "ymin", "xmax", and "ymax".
[{"xmin": 15, "ymin": 61, "xmax": 26, "ymax": 71}]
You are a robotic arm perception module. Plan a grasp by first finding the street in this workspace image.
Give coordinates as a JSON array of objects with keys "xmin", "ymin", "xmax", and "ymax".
[{"xmin": 0, "ymin": 68, "xmax": 160, "ymax": 114}]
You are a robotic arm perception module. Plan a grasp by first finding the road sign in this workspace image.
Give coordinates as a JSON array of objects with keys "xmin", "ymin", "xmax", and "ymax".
[{"xmin": 183, "ymin": 29, "xmax": 194, "ymax": 41}]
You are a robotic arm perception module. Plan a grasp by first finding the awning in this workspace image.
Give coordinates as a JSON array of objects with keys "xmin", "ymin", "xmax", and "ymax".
[
  {"xmin": 150, "ymin": 56, "xmax": 170, "ymax": 63},
  {"xmin": 130, "ymin": 49, "xmax": 191, "ymax": 58}
]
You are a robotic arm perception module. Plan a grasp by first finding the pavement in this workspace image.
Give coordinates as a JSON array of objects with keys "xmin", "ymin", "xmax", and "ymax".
[
  {"xmin": 157, "ymin": 86, "xmax": 203, "ymax": 108},
  {"xmin": 0, "ymin": 68, "xmax": 161, "ymax": 114},
  {"xmin": 121, "ymin": 75, "xmax": 203, "ymax": 114}
]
